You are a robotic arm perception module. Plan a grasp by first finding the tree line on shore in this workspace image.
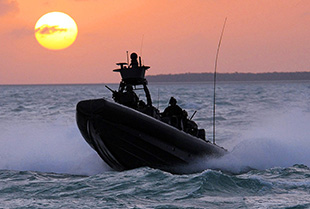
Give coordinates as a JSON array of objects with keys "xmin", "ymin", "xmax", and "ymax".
[{"xmin": 146, "ymin": 72, "xmax": 310, "ymax": 82}]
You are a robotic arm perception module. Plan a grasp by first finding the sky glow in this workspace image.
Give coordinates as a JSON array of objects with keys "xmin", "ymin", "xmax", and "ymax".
[{"xmin": 0, "ymin": 0, "xmax": 309, "ymax": 84}]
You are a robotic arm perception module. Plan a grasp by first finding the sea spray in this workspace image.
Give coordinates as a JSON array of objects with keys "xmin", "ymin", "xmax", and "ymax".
[
  {"xmin": 1, "ymin": 82, "xmax": 310, "ymax": 208},
  {"xmin": 203, "ymin": 109, "xmax": 310, "ymax": 173},
  {"xmin": 0, "ymin": 120, "xmax": 110, "ymax": 175}
]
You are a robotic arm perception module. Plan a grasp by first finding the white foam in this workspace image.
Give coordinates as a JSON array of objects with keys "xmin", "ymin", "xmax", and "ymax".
[
  {"xmin": 2, "ymin": 109, "xmax": 309, "ymax": 175},
  {"xmin": 0, "ymin": 120, "xmax": 111, "ymax": 175},
  {"xmin": 205, "ymin": 109, "xmax": 310, "ymax": 173}
]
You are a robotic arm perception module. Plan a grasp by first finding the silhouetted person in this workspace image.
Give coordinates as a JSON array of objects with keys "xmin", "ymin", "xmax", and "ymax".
[
  {"xmin": 162, "ymin": 97, "xmax": 187, "ymax": 130},
  {"xmin": 119, "ymin": 85, "xmax": 139, "ymax": 108},
  {"xmin": 130, "ymin": 53, "xmax": 138, "ymax": 68},
  {"xmin": 162, "ymin": 97, "xmax": 183, "ymax": 117}
]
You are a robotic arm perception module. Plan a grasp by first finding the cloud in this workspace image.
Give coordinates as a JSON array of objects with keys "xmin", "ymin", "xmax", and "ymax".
[
  {"xmin": 302, "ymin": 12, "xmax": 310, "ymax": 17},
  {"xmin": 35, "ymin": 25, "xmax": 67, "ymax": 35},
  {"xmin": 10, "ymin": 27, "xmax": 33, "ymax": 38},
  {"xmin": 0, "ymin": 0, "xmax": 19, "ymax": 17}
]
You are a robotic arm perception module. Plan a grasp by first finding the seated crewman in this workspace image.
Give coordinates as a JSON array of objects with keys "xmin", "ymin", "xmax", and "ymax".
[
  {"xmin": 162, "ymin": 97, "xmax": 183, "ymax": 117},
  {"xmin": 118, "ymin": 85, "xmax": 139, "ymax": 108},
  {"xmin": 162, "ymin": 97, "xmax": 188, "ymax": 129}
]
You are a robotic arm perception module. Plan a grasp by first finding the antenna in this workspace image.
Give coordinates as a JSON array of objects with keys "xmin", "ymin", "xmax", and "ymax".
[
  {"xmin": 213, "ymin": 17, "xmax": 227, "ymax": 145},
  {"xmin": 126, "ymin": 51, "xmax": 129, "ymax": 65},
  {"xmin": 140, "ymin": 34, "xmax": 144, "ymax": 57}
]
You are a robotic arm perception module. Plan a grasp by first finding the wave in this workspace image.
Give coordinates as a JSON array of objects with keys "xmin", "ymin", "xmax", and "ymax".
[{"xmin": 1, "ymin": 165, "xmax": 309, "ymax": 208}]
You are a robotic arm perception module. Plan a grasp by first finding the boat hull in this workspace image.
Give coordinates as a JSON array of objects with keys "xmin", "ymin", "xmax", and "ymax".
[{"xmin": 76, "ymin": 98, "xmax": 226, "ymax": 173}]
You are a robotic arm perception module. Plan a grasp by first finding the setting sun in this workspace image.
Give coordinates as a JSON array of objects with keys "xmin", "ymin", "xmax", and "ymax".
[{"xmin": 34, "ymin": 12, "xmax": 78, "ymax": 50}]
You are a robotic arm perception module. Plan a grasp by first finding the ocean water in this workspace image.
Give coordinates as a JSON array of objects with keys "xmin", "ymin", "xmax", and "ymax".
[{"xmin": 1, "ymin": 81, "xmax": 310, "ymax": 208}]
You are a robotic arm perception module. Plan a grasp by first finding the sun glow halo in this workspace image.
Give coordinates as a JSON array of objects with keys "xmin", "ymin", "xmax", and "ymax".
[{"xmin": 35, "ymin": 12, "xmax": 78, "ymax": 50}]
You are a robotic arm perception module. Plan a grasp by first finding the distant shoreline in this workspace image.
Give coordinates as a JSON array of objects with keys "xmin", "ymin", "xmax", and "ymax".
[
  {"xmin": 146, "ymin": 72, "xmax": 310, "ymax": 82},
  {"xmin": 2, "ymin": 72, "xmax": 310, "ymax": 86}
]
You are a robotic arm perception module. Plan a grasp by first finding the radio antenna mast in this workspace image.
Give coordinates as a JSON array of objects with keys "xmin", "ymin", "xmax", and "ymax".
[
  {"xmin": 213, "ymin": 17, "xmax": 227, "ymax": 145},
  {"xmin": 126, "ymin": 51, "xmax": 129, "ymax": 65},
  {"xmin": 140, "ymin": 34, "xmax": 144, "ymax": 57}
]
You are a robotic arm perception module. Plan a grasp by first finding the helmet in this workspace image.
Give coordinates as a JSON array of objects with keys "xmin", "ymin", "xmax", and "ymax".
[
  {"xmin": 169, "ymin": 97, "xmax": 177, "ymax": 105},
  {"xmin": 130, "ymin": 53, "xmax": 138, "ymax": 60}
]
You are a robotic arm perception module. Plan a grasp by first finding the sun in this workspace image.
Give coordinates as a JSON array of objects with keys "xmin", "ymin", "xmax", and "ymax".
[{"xmin": 34, "ymin": 12, "xmax": 78, "ymax": 50}]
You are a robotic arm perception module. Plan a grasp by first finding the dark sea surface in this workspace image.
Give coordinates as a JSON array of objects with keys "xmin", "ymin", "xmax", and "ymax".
[{"xmin": 1, "ymin": 81, "xmax": 310, "ymax": 208}]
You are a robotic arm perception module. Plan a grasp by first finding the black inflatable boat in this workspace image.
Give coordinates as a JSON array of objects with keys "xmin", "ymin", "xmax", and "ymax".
[{"xmin": 76, "ymin": 52, "xmax": 227, "ymax": 174}]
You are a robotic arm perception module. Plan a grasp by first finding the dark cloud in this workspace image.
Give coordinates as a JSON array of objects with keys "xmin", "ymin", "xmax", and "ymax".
[
  {"xmin": 35, "ymin": 25, "xmax": 67, "ymax": 35},
  {"xmin": 0, "ymin": 0, "xmax": 19, "ymax": 17}
]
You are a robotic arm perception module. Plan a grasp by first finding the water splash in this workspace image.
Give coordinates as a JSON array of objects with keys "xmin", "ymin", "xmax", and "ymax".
[
  {"xmin": 0, "ymin": 120, "xmax": 111, "ymax": 175},
  {"xmin": 205, "ymin": 109, "xmax": 310, "ymax": 173}
]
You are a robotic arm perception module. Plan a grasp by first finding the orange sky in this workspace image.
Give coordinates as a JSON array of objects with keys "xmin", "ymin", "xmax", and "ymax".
[{"xmin": 0, "ymin": 0, "xmax": 309, "ymax": 84}]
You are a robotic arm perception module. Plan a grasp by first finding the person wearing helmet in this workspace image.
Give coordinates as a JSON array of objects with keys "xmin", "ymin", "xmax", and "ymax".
[
  {"xmin": 118, "ymin": 85, "xmax": 139, "ymax": 108},
  {"xmin": 162, "ymin": 97, "xmax": 187, "ymax": 130},
  {"xmin": 162, "ymin": 97, "xmax": 183, "ymax": 117},
  {"xmin": 130, "ymin": 53, "xmax": 138, "ymax": 68}
]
